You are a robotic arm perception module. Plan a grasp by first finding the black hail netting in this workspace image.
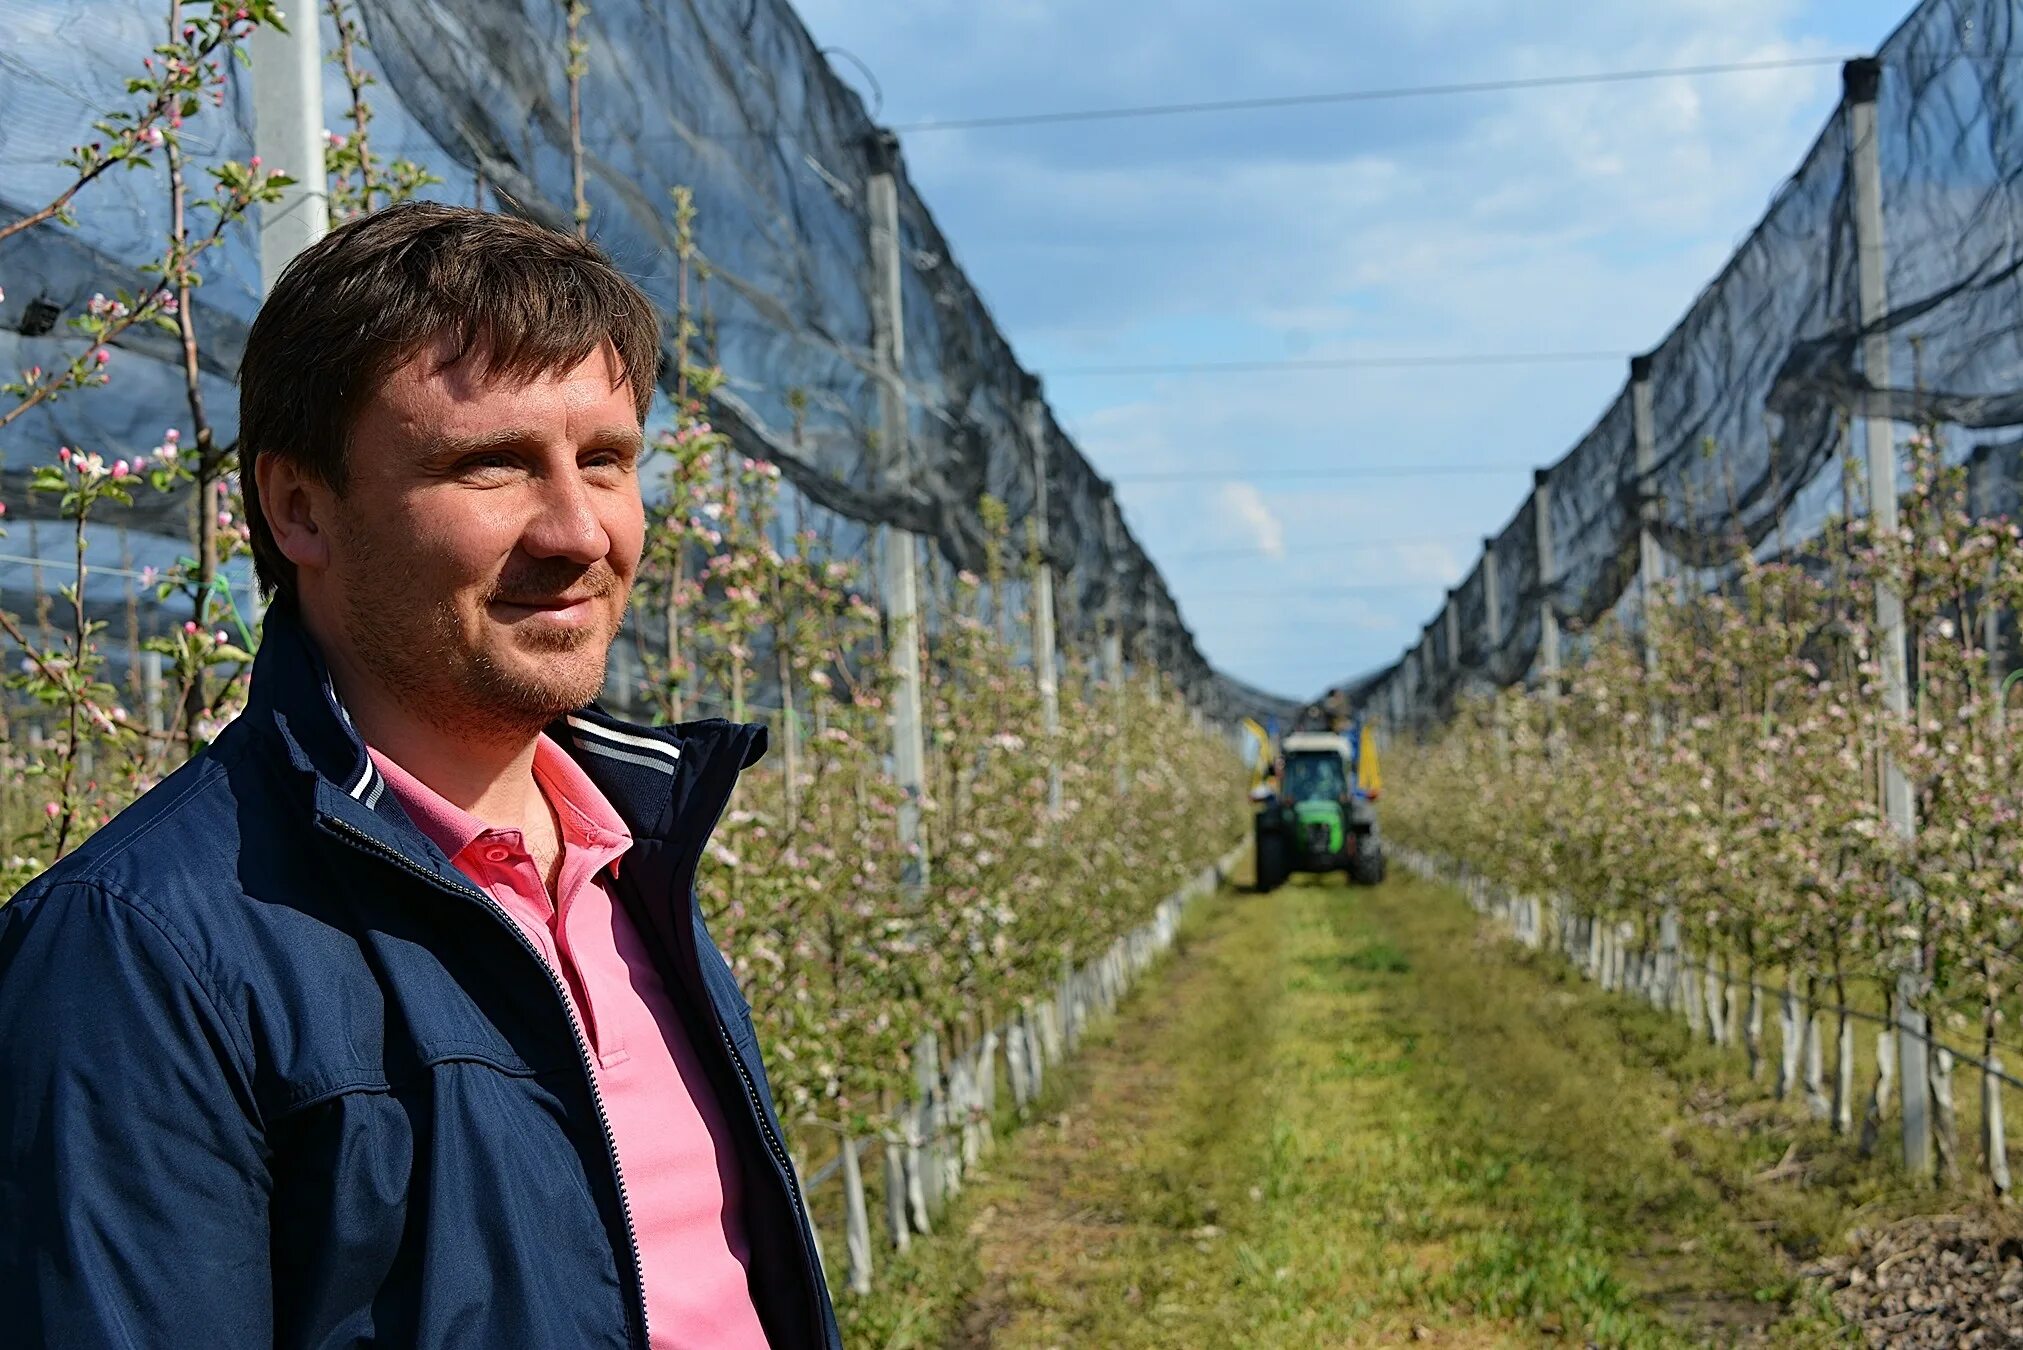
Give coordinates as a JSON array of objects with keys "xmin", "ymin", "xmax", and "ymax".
[
  {"xmin": 0, "ymin": 0, "xmax": 1295, "ymax": 725},
  {"xmin": 1336, "ymin": 0, "xmax": 2023, "ymax": 726}
]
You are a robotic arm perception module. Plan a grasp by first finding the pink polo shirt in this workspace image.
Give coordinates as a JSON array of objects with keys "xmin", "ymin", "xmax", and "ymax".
[{"xmin": 368, "ymin": 737, "xmax": 771, "ymax": 1350}]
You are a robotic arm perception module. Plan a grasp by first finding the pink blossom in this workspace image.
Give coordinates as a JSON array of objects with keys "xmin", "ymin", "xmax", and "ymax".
[
  {"xmin": 183, "ymin": 621, "xmax": 199, "ymax": 635},
  {"xmin": 111, "ymin": 460, "xmax": 129, "ymax": 480}
]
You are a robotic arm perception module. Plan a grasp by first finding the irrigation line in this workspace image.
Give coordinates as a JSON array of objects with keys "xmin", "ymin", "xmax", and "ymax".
[{"xmin": 1665, "ymin": 953, "xmax": 2023, "ymax": 1094}]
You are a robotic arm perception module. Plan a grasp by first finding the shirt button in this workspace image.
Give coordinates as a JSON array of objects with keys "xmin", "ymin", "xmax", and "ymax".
[{"xmin": 484, "ymin": 846, "xmax": 513, "ymax": 864}]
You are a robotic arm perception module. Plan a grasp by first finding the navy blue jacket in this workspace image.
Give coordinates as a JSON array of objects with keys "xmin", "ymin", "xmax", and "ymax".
[{"xmin": 0, "ymin": 607, "xmax": 840, "ymax": 1348}]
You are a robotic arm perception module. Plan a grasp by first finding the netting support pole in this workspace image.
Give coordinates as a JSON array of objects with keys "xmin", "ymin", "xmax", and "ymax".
[
  {"xmin": 250, "ymin": 14, "xmax": 329, "ymax": 627},
  {"xmin": 1532, "ymin": 470, "xmax": 1560, "ymax": 702},
  {"xmin": 1482, "ymin": 538, "xmax": 1502, "ymax": 665},
  {"xmin": 1630, "ymin": 354, "xmax": 1664, "ymax": 675},
  {"xmin": 1103, "ymin": 502, "xmax": 1128, "ymax": 794},
  {"xmin": 1142, "ymin": 576, "xmax": 1160, "ymax": 701},
  {"xmin": 1022, "ymin": 377, "xmax": 1063, "ymax": 814},
  {"xmin": 867, "ymin": 132, "xmax": 931, "ymax": 896},
  {"xmin": 1847, "ymin": 57, "xmax": 1929, "ymax": 1178},
  {"xmin": 1443, "ymin": 590, "xmax": 1460, "ymax": 676}
]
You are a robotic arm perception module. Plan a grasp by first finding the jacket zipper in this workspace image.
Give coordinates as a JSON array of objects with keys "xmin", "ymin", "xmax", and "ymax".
[
  {"xmin": 323, "ymin": 815, "xmax": 651, "ymax": 1350},
  {"xmin": 720, "ymin": 1021, "xmax": 811, "ymax": 1230}
]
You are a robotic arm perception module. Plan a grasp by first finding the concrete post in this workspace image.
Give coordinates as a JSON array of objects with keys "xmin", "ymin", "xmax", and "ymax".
[
  {"xmin": 1482, "ymin": 537, "xmax": 1503, "ymax": 660},
  {"xmin": 1847, "ymin": 57, "xmax": 1928, "ymax": 1177},
  {"xmin": 1022, "ymin": 376, "xmax": 1063, "ymax": 813},
  {"xmin": 1142, "ymin": 577, "xmax": 1159, "ymax": 699},
  {"xmin": 142, "ymin": 648, "xmax": 166, "ymax": 737},
  {"xmin": 1532, "ymin": 470, "xmax": 1561, "ymax": 699},
  {"xmin": 250, "ymin": 14, "xmax": 328, "ymax": 627},
  {"xmin": 868, "ymin": 131, "xmax": 931, "ymax": 894},
  {"xmin": 1630, "ymin": 354, "xmax": 1664, "ymax": 673},
  {"xmin": 1444, "ymin": 589, "xmax": 1461, "ymax": 673},
  {"xmin": 1103, "ymin": 502, "xmax": 1128, "ymax": 792},
  {"xmin": 251, "ymin": 17, "xmax": 329, "ymax": 287}
]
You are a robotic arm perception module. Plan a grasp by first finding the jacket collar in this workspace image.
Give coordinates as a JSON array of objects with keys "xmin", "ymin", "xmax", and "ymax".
[{"xmin": 240, "ymin": 602, "xmax": 767, "ymax": 876}]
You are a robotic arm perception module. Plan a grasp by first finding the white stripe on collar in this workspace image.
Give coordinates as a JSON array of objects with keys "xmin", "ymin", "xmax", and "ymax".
[{"xmin": 565, "ymin": 715, "xmax": 682, "ymax": 763}]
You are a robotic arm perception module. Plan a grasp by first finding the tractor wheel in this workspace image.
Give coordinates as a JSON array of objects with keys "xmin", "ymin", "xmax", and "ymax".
[
  {"xmin": 1348, "ymin": 846, "xmax": 1385, "ymax": 887},
  {"xmin": 1254, "ymin": 826, "xmax": 1289, "ymax": 893}
]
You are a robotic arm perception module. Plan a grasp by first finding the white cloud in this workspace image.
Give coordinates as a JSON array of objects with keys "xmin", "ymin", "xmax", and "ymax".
[{"xmin": 1216, "ymin": 482, "xmax": 1286, "ymax": 559}]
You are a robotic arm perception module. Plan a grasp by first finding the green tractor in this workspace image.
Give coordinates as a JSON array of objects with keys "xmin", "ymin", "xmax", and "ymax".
[{"xmin": 1252, "ymin": 730, "xmax": 1386, "ymax": 891}]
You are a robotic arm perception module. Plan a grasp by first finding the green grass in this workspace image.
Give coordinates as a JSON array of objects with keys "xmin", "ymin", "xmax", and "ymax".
[{"xmin": 829, "ymin": 868, "xmax": 1953, "ymax": 1347}]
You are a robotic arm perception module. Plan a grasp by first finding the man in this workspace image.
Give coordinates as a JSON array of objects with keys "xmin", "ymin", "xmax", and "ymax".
[{"xmin": 0, "ymin": 203, "xmax": 839, "ymax": 1348}]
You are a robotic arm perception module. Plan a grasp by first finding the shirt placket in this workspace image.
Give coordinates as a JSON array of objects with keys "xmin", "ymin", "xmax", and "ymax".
[{"xmin": 471, "ymin": 831, "xmax": 611, "ymax": 1061}]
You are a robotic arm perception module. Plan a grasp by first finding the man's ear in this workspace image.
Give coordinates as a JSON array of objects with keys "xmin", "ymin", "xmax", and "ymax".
[{"xmin": 253, "ymin": 452, "xmax": 335, "ymax": 576}]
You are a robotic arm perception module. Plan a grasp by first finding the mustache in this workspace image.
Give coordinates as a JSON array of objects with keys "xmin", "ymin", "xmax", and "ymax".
[{"xmin": 487, "ymin": 561, "xmax": 624, "ymax": 605}]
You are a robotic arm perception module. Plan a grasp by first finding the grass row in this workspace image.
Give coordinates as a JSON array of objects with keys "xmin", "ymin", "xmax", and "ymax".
[{"xmin": 815, "ymin": 866, "xmax": 1926, "ymax": 1345}]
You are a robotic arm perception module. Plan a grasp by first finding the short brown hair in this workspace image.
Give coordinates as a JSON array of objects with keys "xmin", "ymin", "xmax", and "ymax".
[{"xmin": 239, "ymin": 202, "xmax": 662, "ymax": 600}]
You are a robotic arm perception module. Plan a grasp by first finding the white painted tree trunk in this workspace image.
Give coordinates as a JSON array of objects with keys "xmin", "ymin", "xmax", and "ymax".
[
  {"xmin": 1833, "ymin": 1009, "xmax": 1856, "ymax": 1136},
  {"xmin": 1932, "ymin": 1047, "xmax": 1959, "ymax": 1182},
  {"xmin": 1005, "ymin": 1019, "xmax": 1031, "ymax": 1114},
  {"xmin": 1684, "ymin": 956, "xmax": 1705, "ymax": 1037},
  {"xmin": 903, "ymin": 1097, "xmax": 932, "ymax": 1234},
  {"xmin": 976, "ymin": 1024, "xmax": 1000, "ymax": 1153},
  {"xmin": 1744, "ymin": 984, "xmax": 1765, "ymax": 1081},
  {"xmin": 1777, "ymin": 979, "xmax": 1801, "ymax": 1101},
  {"xmin": 1803, "ymin": 1006, "xmax": 1829, "ymax": 1120},
  {"xmin": 1983, "ymin": 1055, "xmax": 2012, "ymax": 1200},
  {"xmin": 839, "ymin": 1138, "xmax": 873, "ymax": 1294},
  {"xmin": 1860, "ymin": 1028, "xmax": 1896, "ymax": 1158},
  {"xmin": 882, "ymin": 1122, "xmax": 910, "ymax": 1253}
]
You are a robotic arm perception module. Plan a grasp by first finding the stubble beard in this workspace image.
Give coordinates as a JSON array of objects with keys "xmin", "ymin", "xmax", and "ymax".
[{"xmin": 337, "ymin": 524, "xmax": 624, "ymax": 748}]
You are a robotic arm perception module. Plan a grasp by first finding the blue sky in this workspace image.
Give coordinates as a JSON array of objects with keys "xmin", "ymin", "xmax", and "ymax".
[{"xmin": 794, "ymin": 0, "xmax": 1917, "ymax": 699}]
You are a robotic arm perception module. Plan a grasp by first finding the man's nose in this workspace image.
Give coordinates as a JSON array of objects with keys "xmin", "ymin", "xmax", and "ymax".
[{"xmin": 522, "ymin": 466, "xmax": 610, "ymax": 563}]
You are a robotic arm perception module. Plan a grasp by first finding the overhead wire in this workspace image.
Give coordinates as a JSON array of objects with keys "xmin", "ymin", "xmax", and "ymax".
[
  {"xmin": 1048, "ymin": 351, "xmax": 1624, "ymax": 376},
  {"xmin": 1112, "ymin": 464, "xmax": 1535, "ymax": 483},
  {"xmin": 888, "ymin": 55, "xmax": 1854, "ymax": 133}
]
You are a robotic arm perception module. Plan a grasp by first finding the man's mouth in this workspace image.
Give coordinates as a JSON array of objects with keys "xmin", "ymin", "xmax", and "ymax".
[{"xmin": 489, "ymin": 593, "xmax": 604, "ymax": 625}]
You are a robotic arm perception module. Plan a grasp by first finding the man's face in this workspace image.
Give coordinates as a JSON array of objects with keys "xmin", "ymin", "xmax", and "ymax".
[{"xmin": 314, "ymin": 338, "xmax": 645, "ymax": 743}]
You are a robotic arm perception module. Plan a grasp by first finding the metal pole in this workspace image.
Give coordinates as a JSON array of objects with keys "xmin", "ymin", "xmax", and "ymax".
[
  {"xmin": 868, "ymin": 131, "xmax": 931, "ymax": 894},
  {"xmin": 1532, "ymin": 470, "xmax": 1561, "ymax": 699},
  {"xmin": 1630, "ymin": 354, "xmax": 1664, "ymax": 674},
  {"xmin": 1847, "ymin": 57, "xmax": 1928, "ymax": 1177},
  {"xmin": 1023, "ymin": 376, "xmax": 1063, "ymax": 813}
]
